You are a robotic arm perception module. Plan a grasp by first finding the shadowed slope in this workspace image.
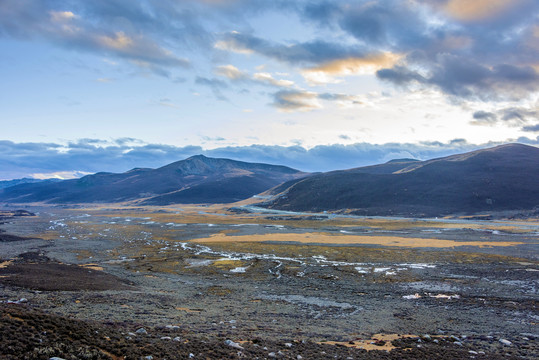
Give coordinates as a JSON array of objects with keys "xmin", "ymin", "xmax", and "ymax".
[
  {"xmin": 0, "ymin": 155, "xmax": 308, "ymax": 204},
  {"xmin": 265, "ymin": 144, "xmax": 539, "ymax": 217}
]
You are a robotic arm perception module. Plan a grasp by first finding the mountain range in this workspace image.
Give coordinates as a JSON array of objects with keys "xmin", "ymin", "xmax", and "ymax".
[
  {"xmin": 0, "ymin": 155, "xmax": 307, "ymax": 205},
  {"xmin": 1, "ymin": 144, "xmax": 538, "ymax": 217},
  {"xmin": 0, "ymin": 178, "xmax": 60, "ymax": 190},
  {"xmin": 263, "ymin": 143, "xmax": 539, "ymax": 217}
]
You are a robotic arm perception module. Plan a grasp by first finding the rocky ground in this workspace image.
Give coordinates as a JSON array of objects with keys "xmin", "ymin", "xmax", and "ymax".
[{"xmin": 0, "ymin": 206, "xmax": 537, "ymax": 359}]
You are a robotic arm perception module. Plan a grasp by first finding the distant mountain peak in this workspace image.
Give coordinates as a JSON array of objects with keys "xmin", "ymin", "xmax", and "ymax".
[
  {"xmin": 187, "ymin": 154, "xmax": 208, "ymax": 160},
  {"xmin": 0, "ymin": 155, "xmax": 307, "ymax": 205}
]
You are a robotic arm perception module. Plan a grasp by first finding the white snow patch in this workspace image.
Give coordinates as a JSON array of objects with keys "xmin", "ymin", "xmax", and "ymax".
[{"xmin": 403, "ymin": 293, "xmax": 422, "ymax": 299}]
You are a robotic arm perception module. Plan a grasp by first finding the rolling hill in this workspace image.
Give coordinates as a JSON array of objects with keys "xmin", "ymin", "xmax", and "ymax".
[
  {"xmin": 263, "ymin": 143, "xmax": 539, "ymax": 217},
  {"xmin": 0, "ymin": 178, "xmax": 61, "ymax": 190},
  {"xmin": 0, "ymin": 155, "xmax": 308, "ymax": 205}
]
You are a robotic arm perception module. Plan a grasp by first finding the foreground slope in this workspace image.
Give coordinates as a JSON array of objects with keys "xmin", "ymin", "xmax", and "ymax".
[
  {"xmin": 265, "ymin": 143, "xmax": 539, "ymax": 217},
  {"xmin": 0, "ymin": 155, "xmax": 308, "ymax": 204}
]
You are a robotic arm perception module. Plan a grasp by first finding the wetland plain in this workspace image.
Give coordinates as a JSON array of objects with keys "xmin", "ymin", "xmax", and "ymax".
[{"xmin": 1, "ymin": 205, "xmax": 538, "ymax": 359}]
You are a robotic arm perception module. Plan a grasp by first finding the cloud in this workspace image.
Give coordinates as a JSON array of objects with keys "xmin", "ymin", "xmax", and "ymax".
[
  {"xmin": 195, "ymin": 77, "xmax": 227, "ymax": 87},
  {"xmin": 271, "ymin": 89, "xmax": 364, "ymax": 112},
  {"xmin": 302, "ymin": 53, "xmax": 402, "ymax": 84},
  {"xmin": 337, "ymin": 1, "xmax": 429, "ymax": 49},
  {"xmin": 206, "ymin": 140, "xmax": 520, "ymax": 172},
  {"xmin": 195, "ymin": 76, "xmax": 229, "ymax": 101},
  {"xmin": 442, "ymin": 0, "xmax": 527, "ymax": 21},
  {"xmin": 471, "ymin": 111, "xmax": 497, "ymax": 125},
  {"xmin": 1, "ymin": 138, "xmax": 536, "ymax": 179},
  {"xmin": 0, "ymin": 139, "xmax": 211, "ymax": 180},
  {"xmin": 215, "ymin": 64, "xmax": 249, "ymax": 80},
  {"xmin": 272, "ymin": 90, "xmax": 321, "ymax": 112},
  {"xmin": 471, "ymin": 107, "xmax": 538, "ymax": 126},
  {"xmin": 201, "ymin": 135, "xmax": 226, "ymax": 142},
  {"xmin": 378, "ymin": 56, "xmax": 539, "ymax": 101},
  {"xmin": 0, "ymin": 0, "xmax": 192, "ymax": 75},
  {"xmin": 214, "ymin": 36, "xmax": 254, "ymax": 55},
  {"xmin": 522, "ymin": 124, "xmax": 539, "ymax": 132},
  {"xmin": 318, "ymin": 93, "xmax": 363, "ymax": 107},
  {"xmin": 376, "ymin": 66, "xmax": 427, "ymax": 86},
  {"xmin": 215, "ymin": 31, "xmax": 367, "ymax": 65},
  {"xmin": 153, "ymin": 99, "xmax": 181, "ymax": 109},
  {"xmin": 298, "ymin": 1, "xmax": 539, "ymax": 103},
  {"xmin": 3, "ymin": 0, "xmax": 537, "ymax": 106},
  {"xmin": 500, "ymin": 107, "xmax": 538, "ymax": 123},
  {"xmin": 215, "ymin": 65, "xmax": 294, "ymax": 88},
  {"xmin": 32, "ymin": 170, "xmax": 93, "ymax": 180},
  {"xmin": 253, "ymin": 72, "xmax": 294, "ymax": 87},
  {"xmin": 218, "ymin": 2, "xmax": 539, "ymax": 104}
]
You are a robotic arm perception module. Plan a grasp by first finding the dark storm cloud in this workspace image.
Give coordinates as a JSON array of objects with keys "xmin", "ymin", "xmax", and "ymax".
[
  {"xmin": 288, "ymin": 1, "xmax": 539, "ymax": 103},
  {"xmin": 218, "ymin": 0, "xmax": 539, "ymax": 103},
  {"xmin": 2, "ymin": 0, "xmax": 537, "ymax": 103},
  {"xmin": 338, "ymin": 1, "xmax": 431, "ymax": 50},
  {"xmin": 377, "ymin": 56, "xmax": 539, "ymax": 101},
  {"xmin": 429, "ymin": 59, "xmax": 539, "ymax": 100}
]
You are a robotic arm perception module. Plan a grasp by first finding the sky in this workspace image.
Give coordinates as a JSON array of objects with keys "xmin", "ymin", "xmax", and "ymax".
[{"xmin": 1, "ymin": 0, "xmax": 538, "ymax": 179}]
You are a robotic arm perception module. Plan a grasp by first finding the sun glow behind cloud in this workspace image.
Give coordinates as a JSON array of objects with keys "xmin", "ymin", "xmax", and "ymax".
[
  {"xmin": 303, "ymin": 53, "xmax": 403, "ymax": 85},
  {"xmin": 443, "ymin": 0, "xmax": 525, "ymax": 21}
]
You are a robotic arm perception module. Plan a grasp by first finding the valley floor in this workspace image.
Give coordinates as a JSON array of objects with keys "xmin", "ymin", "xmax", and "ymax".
[{"xmin": 0, "ymin": 205, "xmax": 538, "ymax": 359}]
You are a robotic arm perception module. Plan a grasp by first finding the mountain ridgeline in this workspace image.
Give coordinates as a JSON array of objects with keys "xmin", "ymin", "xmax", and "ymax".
[
  {"xmin": 1, "ymin": 144, "xmax": 538, "ymax": 217},
  {"xmin": 0, "ymin": 155, "xmax": 308, "ymax": 205},
  {"xmin": 263, "ymin": 143, "xmax": 539, "ymax": 217}
]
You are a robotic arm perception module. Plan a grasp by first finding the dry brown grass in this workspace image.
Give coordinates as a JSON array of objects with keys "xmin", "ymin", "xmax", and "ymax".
[{"xmin": 190, "ymin": 232, "xmax": 527, "ymax": 248}]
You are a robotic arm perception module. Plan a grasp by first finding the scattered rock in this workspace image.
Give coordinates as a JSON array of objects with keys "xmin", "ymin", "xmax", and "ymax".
[
  {"xmin": 5, "ymin": 298, "xmax": 28, "ymax": 304},
  {"xmin": 499, "ymin": 338, "xmax": 512, "ymax": 346},
  {"xmin": 224, "ymin": 339, "xmax": 244, "ymax": 350},
  {"xmin": 449, "ymin": 335, "xmax": 461, "ymax": 342},
  {"xmin": 135, "ymin": 327, "xmax": 148, "ymax": 335}
]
